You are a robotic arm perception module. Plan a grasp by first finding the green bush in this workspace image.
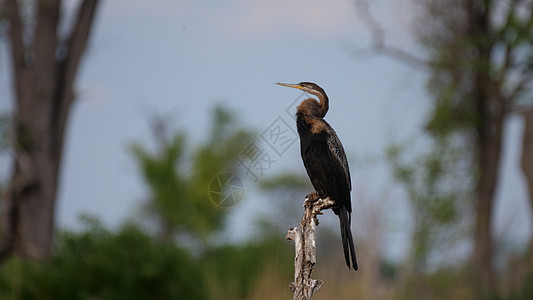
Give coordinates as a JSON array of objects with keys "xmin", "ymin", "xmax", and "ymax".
[{"xmin": 0, "ymin": 217, "xmax": 206, "ymax": 300}]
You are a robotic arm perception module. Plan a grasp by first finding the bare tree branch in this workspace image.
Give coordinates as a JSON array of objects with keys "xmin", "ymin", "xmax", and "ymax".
[
  {"xmin": 497, "ymin": 0, "xmax": 519, "ymax": 79},
  {"xmin": 349, "ymin": 0, "xmax": 428, "ymax": 69},
  {"xmin": 286, "ymin": 196, "xmax": 335, "ymax": 300},
  {"xmin": 507, "ymin": 76, "xmax": 531, "ymax": 107},
  {"xmin": 34, "ymin": 0, "xmax": 60, "ymax": 73},
  {"xmin": 527, "ymin": 0, "xmax": 533, "ymax": 21},
  {"xmin": 54, "ymin": 0, "xmax": 100, "ymax": 156},
  {"xmin": 354, "ymin": 0, "xmax": 385, "ymax": 45},
  {"xmin": 500, "ymin": 43, "xmax": 514, "ymax": 81},
  {"xmin": 4, "ymin": 0, "xmax": 28, "ymax": 101},
  {"xmin": 4, "ymin": 0, "xmax": 25, "ymax": 66},
  {"xmin": 1, "ymin": 0, "xmax": 30, "ymax": 264},
  {"xmin": 502, "ymin": 0, "xmax": 520, "ymax": 30},
  {"xmin": 61, "ymin": 0, "xmax": 100, "ymax": 97}
]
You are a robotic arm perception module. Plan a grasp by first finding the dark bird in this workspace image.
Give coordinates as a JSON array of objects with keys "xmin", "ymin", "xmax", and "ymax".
[{"xmin": 276, "ymin": 82, "xmax": 358, "ymax": 270}]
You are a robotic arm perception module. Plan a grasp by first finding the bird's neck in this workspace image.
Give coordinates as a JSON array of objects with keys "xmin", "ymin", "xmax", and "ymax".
[
  {"xmin": 306, "ymin": 90, "xmax": 328, "ymax": 118},
  {"xmin": 297, "ymin": 99, "xmax": 323, "ymax": 120},
  {"xmin": 316, "ymin": 92, "xmax": 329, "ymax": 117}
]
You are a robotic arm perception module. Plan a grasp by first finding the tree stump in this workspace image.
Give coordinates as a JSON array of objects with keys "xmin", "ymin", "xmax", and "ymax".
[{"xmin": 285, "ymin": 196, "xmax": 335, "ymax": 300}]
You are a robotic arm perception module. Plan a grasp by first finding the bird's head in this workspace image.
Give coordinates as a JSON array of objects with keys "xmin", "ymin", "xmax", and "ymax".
[
  {"xmin": 275, "ymin": 82, "xmax": 325, "ymax": 98},
  {"xmin": 276, "ymin": 81, "xmax": 329, "ymax": 117}
]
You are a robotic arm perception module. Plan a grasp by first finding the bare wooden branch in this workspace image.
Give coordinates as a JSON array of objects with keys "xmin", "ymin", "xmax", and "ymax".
[
  {"xmin": 507, "ymin": 76, "xmax": 530, "ymax": 105},
  {"xmin": 4, "ymin": 0, "xmax": 30, "ymax": 103},
  {"xmin": 4, "ymin": 0, "xmax": 25, "ymax": 67},
  {"xmin": 496, "ymin": 0, "xmax": 531, "ymax": 91},
  {"xmin": 34, "ymin": 0, "xmax": 61, "ymax": 81},
  {"xmin": 349, "ymin": 0, "xmax": 428, "ymax": 69},
  {"xmin": 286, "ymin": 196, "xmax": 335, "ymax": 300},
  {"xmin": 54, "ymin": 0, "xmax": 100, "ymax": 155},
  {"xmin": 527, "ymin": 0, "xmax": 533, "ymax": 23}
]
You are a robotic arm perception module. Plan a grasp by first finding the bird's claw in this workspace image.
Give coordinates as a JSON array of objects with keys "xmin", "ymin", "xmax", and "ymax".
[{"xmin": 305, "ymin": 192, "xmax": 321, "ymax": 203}]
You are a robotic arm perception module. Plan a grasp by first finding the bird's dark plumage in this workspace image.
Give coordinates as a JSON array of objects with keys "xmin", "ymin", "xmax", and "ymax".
[{"xmin": 277, "ymin": 82, "xmax": 357, "ymax": 270}]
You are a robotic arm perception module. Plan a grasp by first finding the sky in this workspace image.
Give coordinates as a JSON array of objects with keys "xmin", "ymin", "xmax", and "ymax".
[{"xmin": 0, "ymin": 0, "xmax": 531, "ymax": 263}]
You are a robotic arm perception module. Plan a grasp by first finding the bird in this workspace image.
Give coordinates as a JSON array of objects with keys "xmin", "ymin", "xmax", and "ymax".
[{"xmin": 276, "ymin": 82, "xmax": 358, "ymax": 270}]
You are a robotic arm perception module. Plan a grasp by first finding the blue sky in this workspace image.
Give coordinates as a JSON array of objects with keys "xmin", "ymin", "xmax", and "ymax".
[{"xmin": 1, "ymin": 0, "xmax": 531, "ymax": 262}]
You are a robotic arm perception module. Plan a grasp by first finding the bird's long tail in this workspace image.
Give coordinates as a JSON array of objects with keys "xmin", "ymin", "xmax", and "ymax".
[{"xmin": 338, "ymin": 206, "xmax": 358, "ymax": 270}]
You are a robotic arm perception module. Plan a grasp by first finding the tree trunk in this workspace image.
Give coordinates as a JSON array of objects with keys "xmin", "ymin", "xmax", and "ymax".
[
  {"xmin": 521, "ymin": 112, "xmax": 533, "ymax": 268},
  {"xmin": 1, "ymin": 0, "xmax": 100, "ymax": 261},
  {"xmin": 467, "ymin": 0, "xmax": 502, "ymax": 294},
  {"xmin": 472, "ymin": 87, "xmax": 504, "ymax": 294},
  {"xmin": 473, "ymin": 114, "xmax": 503, "ymax": 293}
]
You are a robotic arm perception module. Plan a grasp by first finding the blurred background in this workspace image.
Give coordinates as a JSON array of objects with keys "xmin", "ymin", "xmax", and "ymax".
[{"xmin": 0, "ymin": 0, "xmax": 532, "ymax": 299}]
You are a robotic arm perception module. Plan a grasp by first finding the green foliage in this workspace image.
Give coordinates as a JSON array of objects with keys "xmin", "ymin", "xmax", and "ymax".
[
  {"xmin": 507, "ymin": 272, "xmax": 533, "ymax": 300},
  {"xmin": 130, "ymin": 133, "xmax": 188, "ymax": 236},
  {"xmin": 420, "ymin": 0, "xmax": 533, "ymax": 138},
  {"xmin": 387, "ymin": 138, "xmax": 466, "ymax": 269},
  {"xmin": 0, "ymin": 216, "xmax": 206, "ymax": 300},
  {"xmin": 256, "ymin": 173, "xmax": 312, "ymax": 234},
  {"xmin": 0, "ymin": 215, "xmax": 295, "ymax": 300},
  {"xmin": 413, "ymin": 1, "xmax": 533, "ymax": 295},
  {"xmin": 399, "ymin": 266, "xmax": 476, "ymax": 300},
  {"xmin": 201, "ymin": 238, "xmax": 293, "ymax": 299},
  {"xmin": 425, "ymin": 94, "xmax": 478, "ymax": 137},
  {"xmin": 188, "ymin": 105, "xmax": 253, "ymax": 235},
  {"xmin": 258, "ymin": 173, "xmax": 310, "ymax": 191},
  {"xmin": 129, "ymin": 104, "xmax": 254, "ymax": 241}
]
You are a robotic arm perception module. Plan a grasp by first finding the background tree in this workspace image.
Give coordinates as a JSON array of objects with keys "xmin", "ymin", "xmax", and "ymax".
[
  {"xmin": 356, "ymin": 0, "xmax": 533, "ymax": 295},
  {"xmin": 387, "ymin": 138, "xmax": 470, "ymax": 299},
  {"xmin": 0, "ymin": 0, "xmax": 101, "ymax": 261},
  {"xmin": 417, "ymin": 0, "xmax": 533, "ymax": 294},
  {"xmin": 257, "ymin": 173, "xmax": 311, "ymax": 234},
  {"xmin": 0, "ymin": 216, "xmax": 207, "ymax": 300},
  {"xmin": 129, "ymin": 105, "xmax": 254, "ymax": 243},
  {"xmin": 0, "ymin": 105, "xmax": 296, "ymax": 300}
]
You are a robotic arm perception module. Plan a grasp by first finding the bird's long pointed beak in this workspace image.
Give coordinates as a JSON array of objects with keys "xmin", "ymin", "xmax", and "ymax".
[{"xmin": 275, "ymin": 82, "xmax": 302, "ymax": 90}]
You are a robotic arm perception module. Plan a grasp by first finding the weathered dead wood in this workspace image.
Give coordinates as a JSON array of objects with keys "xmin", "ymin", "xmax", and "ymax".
[{"xmin": 285, "ymin": 196, "xmax": 335, "ymax": 300}]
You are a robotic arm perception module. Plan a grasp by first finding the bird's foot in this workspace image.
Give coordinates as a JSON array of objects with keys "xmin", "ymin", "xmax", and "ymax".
[
  {"xmin": 304, "ymin": 192, "xmax": 321, "ymax": 206},
  {"xmin": 304, "ymin": 192, "xmax": 320, "ymax": 207},
  {"xmin": 304, "ymin": 194, "xmax": 336, "ymax": 214}
]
